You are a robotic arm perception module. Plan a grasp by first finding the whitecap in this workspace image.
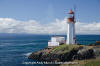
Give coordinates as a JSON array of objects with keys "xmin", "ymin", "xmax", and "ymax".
[{"xmin": 24, "ymin": 52, "xmax": 32, "ymax": 57}]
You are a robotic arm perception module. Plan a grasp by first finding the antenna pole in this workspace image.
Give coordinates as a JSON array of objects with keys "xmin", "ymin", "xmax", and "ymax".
[{"xmin": 73, "ymin": 5, "xmax": 76, "ymax": 22}]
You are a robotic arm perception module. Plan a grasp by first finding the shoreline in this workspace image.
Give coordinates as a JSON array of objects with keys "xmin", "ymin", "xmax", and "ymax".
[{"xmin": 28, "ymin": 44, "xmax": 96, "ymax": 62}]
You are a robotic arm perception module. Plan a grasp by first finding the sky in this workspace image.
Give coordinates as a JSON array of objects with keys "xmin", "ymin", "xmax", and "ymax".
[{"xmin": 0, "ymin": 0, "xmax": 100, "ymax": 34}]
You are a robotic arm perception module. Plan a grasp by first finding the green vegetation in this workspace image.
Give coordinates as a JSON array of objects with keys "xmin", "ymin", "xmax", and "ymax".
[
  {"xmin": 85, "ymin": 61, "xmax": 100, "ymax": 66},
  {"xmin": 51, "ymin": 44, "xmax": 79, "ymax": 54},
  {"xmin": 60, "ymin": 58, "xmax": 100, "ymax": 66}
]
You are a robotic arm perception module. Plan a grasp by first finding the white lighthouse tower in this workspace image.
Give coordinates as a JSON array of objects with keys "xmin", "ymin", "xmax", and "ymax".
[{"xmin": 66, "ymin": 9, "xmax": 76, "ymax": 44}]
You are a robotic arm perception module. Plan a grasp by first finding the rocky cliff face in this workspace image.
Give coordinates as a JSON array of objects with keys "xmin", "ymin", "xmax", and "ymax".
[{"xmin": 28, "ymin": 45, "xmax": 95, "ymax": 62}]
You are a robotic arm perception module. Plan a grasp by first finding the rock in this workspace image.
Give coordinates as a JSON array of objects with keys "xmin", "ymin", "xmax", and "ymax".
[
  {"xmin": 76, "ymin": 49, "xmax": 95, "ymax": 60},
  {"xmin": 28, "ymin": 45, "xmax": 95, "ymax": 62},
  {"xmin": 88, "ymin": 44, "xmax": 93, "ymax": 46},
  {"xmin": 95, "ymin": 41, "xmax": 100, "ymax": 46},
  {"xmin": 93, "ymin": 48, "xmax": 100, "ymax": 57}
]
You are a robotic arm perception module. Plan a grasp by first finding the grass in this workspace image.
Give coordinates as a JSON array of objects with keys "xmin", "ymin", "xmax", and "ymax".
[
  {"xmin": 50, "ymin": 44, "xmax": 93, "ymax": 54},
  {"xmin": 85, "ymin": 61, "xmax": 100, "ymax": 66},
  {"xmin": 51, "ymin": 44, "xmax": 79, "ymax": 54},
  {"xmin": 60, "ymin": 57, "xmax": 100, "ymax": 66}
]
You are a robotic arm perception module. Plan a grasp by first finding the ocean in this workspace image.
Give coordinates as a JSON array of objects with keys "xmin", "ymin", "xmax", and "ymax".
[{"xmin": 0, "ymin": 34, "xmax": 100, "ymax": 66}]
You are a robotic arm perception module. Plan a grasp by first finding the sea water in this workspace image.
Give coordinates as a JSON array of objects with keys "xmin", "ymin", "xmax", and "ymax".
[{"xmin": 0, "ymin": 34, "xmax": 100, "ymax": 66}]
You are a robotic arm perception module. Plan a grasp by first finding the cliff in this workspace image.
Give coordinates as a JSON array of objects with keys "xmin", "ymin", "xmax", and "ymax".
[{"xmin": 28, "ymin": 44, "xmax": 95, "ymax": 62}]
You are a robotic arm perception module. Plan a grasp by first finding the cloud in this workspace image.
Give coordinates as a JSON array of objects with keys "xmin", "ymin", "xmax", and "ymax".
[
  {"xmin": 0, "ymin": 18, "xmax": 99, "ymax": 34},
  {"xmin": 76, "ymin": 22, "xmax": 100, "ymax": 34}
]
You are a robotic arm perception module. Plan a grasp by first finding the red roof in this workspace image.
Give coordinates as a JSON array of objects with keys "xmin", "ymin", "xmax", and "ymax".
[
  {"xmin": 67, "ymin": 18, "xmax": 74, "ymax": 22},
  {"xmin": 69, "ymin": 9, "xmax": 74, "ymax": 14}
]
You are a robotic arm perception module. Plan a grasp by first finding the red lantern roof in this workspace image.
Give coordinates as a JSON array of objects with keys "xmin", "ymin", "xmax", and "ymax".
[
  {"xmin": 69, "ymin": 9, "xmax": 74, "ymax": 14},
  {"xmin": 67, "ymin": 18, "xmax": 74, "ymax": 22}
]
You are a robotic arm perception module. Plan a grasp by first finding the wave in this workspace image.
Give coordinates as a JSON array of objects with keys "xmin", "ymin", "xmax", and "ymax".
[{"xmin": 24, "ymin": 52, "xmax": 32, "ymax": 57}]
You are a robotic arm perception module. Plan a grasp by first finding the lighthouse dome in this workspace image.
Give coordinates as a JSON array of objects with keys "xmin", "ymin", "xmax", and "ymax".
[{"xmin": 69, "ymin": 9, "xmax": 74, "ymax": 14}]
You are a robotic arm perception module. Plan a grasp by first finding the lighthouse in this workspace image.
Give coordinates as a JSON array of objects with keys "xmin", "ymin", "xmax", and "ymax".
[{"xmin": 66, "ymin": 9, "xmax": 76, "ymax": 44}]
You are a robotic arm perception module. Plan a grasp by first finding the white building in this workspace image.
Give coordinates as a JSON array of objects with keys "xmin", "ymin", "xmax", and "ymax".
[
  {"xmin": 66, "ymin": 9, "xmax": 76, "ymax": 44},
  {"xmin": 48, "ymin": 37, "xmax": 65, "ymax": 46},
  {"xmin": 48, "ymin": 9, "xmax": 76, "ymax": 46}
]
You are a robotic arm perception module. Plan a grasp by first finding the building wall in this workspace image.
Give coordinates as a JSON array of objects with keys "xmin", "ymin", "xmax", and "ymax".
[
  {"xmin": 48, "ymin": 37, "xmax": 65, "ymax": 46},
  {"xmin": 67, "ymin": 22, "xmax": 74, "ymax": 44},
  {"xmin": 48, "ymin": 42, "xmax": 59, "ymax": 46}
]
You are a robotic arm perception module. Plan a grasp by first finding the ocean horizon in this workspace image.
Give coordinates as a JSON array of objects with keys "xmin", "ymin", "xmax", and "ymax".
[{"xmin": 0, "ymin": 34, "xmax": 100, "ymax": 66}]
